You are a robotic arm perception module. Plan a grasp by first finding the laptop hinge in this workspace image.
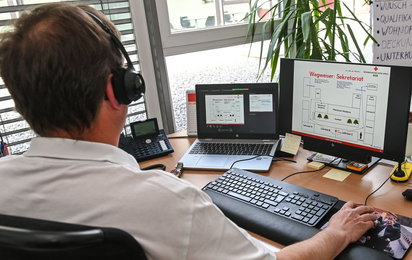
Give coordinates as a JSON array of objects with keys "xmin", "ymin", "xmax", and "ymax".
[{"xmin": 263, "ymin": 140, "xmax": 272, "ymax": 142}]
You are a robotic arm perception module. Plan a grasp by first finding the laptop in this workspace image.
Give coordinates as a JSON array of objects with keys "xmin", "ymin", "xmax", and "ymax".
[{"xmin": 178, "ymin": 83, "xmax": 280, "ymax": 172}]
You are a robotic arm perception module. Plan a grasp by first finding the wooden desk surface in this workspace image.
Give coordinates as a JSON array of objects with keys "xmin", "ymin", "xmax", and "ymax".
[{"xmin": 139, "ymin": 132, "xmax": 412, "ymax": 258}]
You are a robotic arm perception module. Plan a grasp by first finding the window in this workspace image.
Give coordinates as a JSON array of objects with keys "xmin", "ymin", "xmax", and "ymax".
[
  {"xmin": 0, "ymin": 0, "xmax": 146, "ymax": 154},
  {"xmin": 168, "ymin": 0, "xmax": 250, "ymax": 32},
  {"xmin": 151, "ymin": 0, "xmax": 278, "ymax": 132},
  {"xmin": 158, "ymin": 0, "xmax": 277, "ymax": 56}
]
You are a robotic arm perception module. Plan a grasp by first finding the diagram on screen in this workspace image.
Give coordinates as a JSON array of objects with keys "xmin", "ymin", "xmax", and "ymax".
[
  {"xmin": 205, "ymin": 94, "xmax": 244, "ymax": 125},
  {"xmin": 295, "ymin": 77, "xmax": 387, "ymax": 151}
]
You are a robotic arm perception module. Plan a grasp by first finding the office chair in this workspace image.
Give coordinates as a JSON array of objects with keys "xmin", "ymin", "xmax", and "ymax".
[{"xmin": 0, "ymin": 213, "xmax": 148, "ymax": 260}]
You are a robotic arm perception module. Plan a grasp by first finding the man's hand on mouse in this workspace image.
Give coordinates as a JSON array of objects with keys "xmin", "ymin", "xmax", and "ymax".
[{"xmin": 325, "ymin": 201, "xmax": 377, "ymax": 244}]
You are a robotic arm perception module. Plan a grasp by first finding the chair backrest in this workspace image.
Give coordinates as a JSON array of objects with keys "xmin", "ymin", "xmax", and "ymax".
[{"xmin": 0, "ymin": 213, "xmax": 148, "ymax": 260}]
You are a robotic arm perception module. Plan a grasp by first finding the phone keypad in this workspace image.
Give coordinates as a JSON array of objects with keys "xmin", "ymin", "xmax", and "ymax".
[{"xmin": 131, "ymin": 134, "xmax": 172, "ymax": 158}]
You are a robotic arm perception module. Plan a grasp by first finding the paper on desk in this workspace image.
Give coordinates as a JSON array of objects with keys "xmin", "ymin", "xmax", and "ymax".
[
  {"xmin": 323, "ymin": 169, "xmax": 351, "ymax": 182},
  {"xmin": 281, "ymin": 133, "xmax": 301, "ymax": 155}
]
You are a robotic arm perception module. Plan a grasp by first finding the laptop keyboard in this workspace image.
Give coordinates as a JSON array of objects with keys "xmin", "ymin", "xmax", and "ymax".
[
  {"xmin": 203, "ymin": 168, "xmax": 339, "ymax": 227},
  {"xmin": 189, "ymin": 142, "xmax": 272, "ymax": 155}
]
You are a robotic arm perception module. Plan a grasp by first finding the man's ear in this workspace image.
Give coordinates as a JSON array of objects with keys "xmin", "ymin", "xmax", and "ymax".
[{"xmin": 105, "ymin": 74, "xmax": 122, "ymax": 110}]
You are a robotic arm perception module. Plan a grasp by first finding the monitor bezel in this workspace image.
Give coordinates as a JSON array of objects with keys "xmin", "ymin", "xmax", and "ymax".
[{"xmin": 279, "ymin": 58, "xmax": 412, "ymax": 164}]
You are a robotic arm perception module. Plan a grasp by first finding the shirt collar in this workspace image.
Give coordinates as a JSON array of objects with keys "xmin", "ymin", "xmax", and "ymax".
[{"xmin": 24, "ymin": 137, "xmax": 139, "ymax": 169}]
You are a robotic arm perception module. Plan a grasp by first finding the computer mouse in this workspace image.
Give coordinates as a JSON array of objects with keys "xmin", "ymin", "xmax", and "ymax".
[{"xmin": 402, "ymin": 189, "xmax": 412, "ymax": 201}]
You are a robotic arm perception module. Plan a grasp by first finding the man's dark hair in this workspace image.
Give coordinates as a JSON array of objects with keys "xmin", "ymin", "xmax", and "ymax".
[{"xmin": 0, "ymin": 3, "xmax": 123, "ymax": 136}]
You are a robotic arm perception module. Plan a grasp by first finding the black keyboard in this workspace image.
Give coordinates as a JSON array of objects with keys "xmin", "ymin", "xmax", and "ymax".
[
  {"xmin": 202, "ymin": 168, "xmax": 338, "ymax": 227},
  {"xmin": 189, "ymin": 142, "xmax": 272, "ymax": 155}
]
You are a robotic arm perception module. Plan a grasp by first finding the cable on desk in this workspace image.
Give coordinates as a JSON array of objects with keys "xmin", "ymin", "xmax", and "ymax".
[
  {"xmin": 364, "ymin": 161, "xmax": 409, "ymax": 205},
  {"xmin": 363, "ymin": 161, "xmax": 410, "ymax": 206},
  {"xmin": 395, "ymin": 180, "xmax": 412, "ymax": 188},
  {"xmin": 281, "ymin": 168, "xmax": 323, "ymax": 181},
  {"xmin": 364, "ymin": 173, "xmax": 394, "ymax": 206},
  {"xmin": 230, "ymin": 155, "xmax": 266, "ymax": 169},
  {"xmin": 281, "ymin": 157, "xmax": 360, "ymax": 182},
  {"xmin": 272, "ymin": 157, "xmax": 297, "ymax": 163},
  {"xmin": 167, "ymin": 135, "xmax": 190, "ymax": 139},
  {"xmin": 230, "ymin": 155, "xmax": 297, "ymax": 169}
]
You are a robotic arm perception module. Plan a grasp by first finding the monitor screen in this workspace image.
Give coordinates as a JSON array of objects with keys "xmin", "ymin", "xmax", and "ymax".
[
  {"xmin": 279, "ymin": 58, "xmax": 412, "ymax": 164},
  {"xmin": 196, "ymin": 83, "xmax": 279, "ymax": 139}
]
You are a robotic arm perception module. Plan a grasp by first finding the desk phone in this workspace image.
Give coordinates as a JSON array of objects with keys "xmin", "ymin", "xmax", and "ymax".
[{"xmin": 127, "ymin": 118, "xmax": 174, "ymax": 162}]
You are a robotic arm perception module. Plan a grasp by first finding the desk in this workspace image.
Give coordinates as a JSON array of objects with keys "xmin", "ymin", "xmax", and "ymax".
[{"xmin": 139, "ymin": 131, "xmax": 412, "ymax": 259}]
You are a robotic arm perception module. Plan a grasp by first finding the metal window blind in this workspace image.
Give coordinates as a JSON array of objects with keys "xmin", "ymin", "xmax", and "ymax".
[{"xmin": 0, "ymin": 0, "xmax": 146, "ymax": 155}]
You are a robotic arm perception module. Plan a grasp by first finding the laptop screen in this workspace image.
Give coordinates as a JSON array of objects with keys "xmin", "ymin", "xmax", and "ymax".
[{"xmin": 196, "ymin": 83, "xmax": 279, "ymax": 139}]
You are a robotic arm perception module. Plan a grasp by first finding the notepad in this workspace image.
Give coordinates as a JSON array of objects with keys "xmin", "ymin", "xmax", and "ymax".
[{"xmin": 323, "ymin": 169, "xmax": 351, "ymax": 182}]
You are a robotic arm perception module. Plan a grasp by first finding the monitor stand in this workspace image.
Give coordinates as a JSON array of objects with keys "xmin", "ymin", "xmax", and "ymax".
[{"xmin": 307, "ymin": 153, "xmax": 380, "ymax": 174}]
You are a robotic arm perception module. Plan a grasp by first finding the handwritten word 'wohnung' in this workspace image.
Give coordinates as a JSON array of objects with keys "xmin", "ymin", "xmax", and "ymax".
[{"xmin": 380, "ymin": 25, "xmax": 412, "ymax": 36}]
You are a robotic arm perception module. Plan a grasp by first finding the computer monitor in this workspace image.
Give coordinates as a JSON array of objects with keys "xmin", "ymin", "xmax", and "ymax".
[{"xmin": 279, "ymin": 58, "xmax": 412, "ymax": 171}]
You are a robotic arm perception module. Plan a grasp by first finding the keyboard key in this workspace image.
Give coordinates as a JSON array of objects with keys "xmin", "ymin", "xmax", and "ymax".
[
  {"xmin": 292, "ymin": 214, "xmax": 304, "ymax": 221},
  {"xmin": 264, "ymin": 199, "xmax": 278, "ymax": 207},
  {"xmin": 309, "ymin": 216, "xmax": 319, "ymax": 225},
  {"xmin": 275, "ymin": 196, "xmax": 285, "ymax": 203},
  {"xmin": 228, "ymin": 191, "xmax": 251, "ymax": 202},
  {"xmin": 316, "ymin": 209, "xmax": 326, "ymax": 217}
]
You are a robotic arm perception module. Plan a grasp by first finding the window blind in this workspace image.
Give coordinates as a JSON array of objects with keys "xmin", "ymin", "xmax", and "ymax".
[{"xmin": 0, "ymin": 0, "xmax": 146, "ymax": 155}]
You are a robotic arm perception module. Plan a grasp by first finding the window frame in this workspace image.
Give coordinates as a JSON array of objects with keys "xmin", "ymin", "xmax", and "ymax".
[{"xmin": 156, "ymin": 0, "xmax": 278, "ymax": 56}]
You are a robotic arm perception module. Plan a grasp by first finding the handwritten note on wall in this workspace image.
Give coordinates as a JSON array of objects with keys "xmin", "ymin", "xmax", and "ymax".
[{"xmin": 373, "ymin": 0, "xmax": 412, "ymax": 65}]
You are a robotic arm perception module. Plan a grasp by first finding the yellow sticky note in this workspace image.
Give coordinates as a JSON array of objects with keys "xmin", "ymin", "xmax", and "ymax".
[
  {"xmin": 281, "ymin": 133, "xmax": 301, "ymax": 155},
  {"xmin": 323, "ymin": 169, "xmax": 351, "ymax": 182}
]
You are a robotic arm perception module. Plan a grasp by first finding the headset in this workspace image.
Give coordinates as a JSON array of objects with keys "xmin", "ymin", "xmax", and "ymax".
[{"xmin": 84, "ymin": 10, "xmax": 145, "ymax": 105}]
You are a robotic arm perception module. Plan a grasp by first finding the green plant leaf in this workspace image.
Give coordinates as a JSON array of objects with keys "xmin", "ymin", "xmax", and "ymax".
[
  {"xmin": 347, "ymin": 24, "xmax": 366, "ymax": 63},
  {"xmin": 301, "ymin": 11, "xmax": 312, "ymax": 41},
  {"xmin": 245, "ymin": 0, "xmax": 373, "ymax": 81},
  {"xmin": 341, "ymin": 2, "xmax": 377, "ymax": 44}
]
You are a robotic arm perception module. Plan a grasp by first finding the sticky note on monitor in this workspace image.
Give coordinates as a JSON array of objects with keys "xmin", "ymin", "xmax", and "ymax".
[{"xmin": 281, "ymin": 133, "xmax": 301, "ymax": 155}]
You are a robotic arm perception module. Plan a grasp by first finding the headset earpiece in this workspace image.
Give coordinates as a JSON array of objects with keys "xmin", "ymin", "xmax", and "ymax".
[
  {"xmin": 112, "ymin": 67, "xmax": 145, "ymax": 105},
  {"xmin": 84, "ymin": 10, "xmax": 145, "ymax": 105}
]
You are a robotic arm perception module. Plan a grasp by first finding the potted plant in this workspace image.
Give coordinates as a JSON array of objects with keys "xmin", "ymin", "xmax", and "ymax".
[{"xmin": 246, "ymin": 0, "xmax": 375, "ymax": 80}]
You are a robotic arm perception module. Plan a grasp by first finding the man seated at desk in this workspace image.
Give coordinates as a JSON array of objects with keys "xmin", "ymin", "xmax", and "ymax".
[{"xmin": 0, "ymin": 3, "xmax": 377, "ymax": 260}]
